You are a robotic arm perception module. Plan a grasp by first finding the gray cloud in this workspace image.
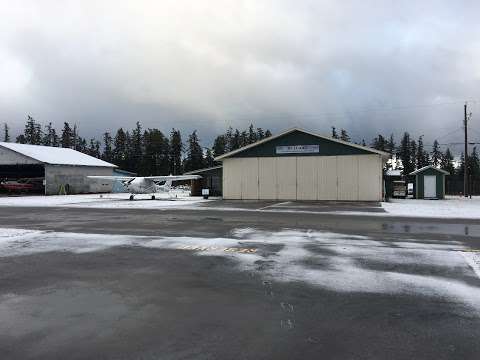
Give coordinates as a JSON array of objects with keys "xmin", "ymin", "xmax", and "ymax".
[{"xmin": 1, "ymin": 0, "xmax": 479, "ymax": 148}]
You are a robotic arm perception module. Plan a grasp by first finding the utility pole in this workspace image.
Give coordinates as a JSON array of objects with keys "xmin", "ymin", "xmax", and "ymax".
[{"xmin": 464, "ymin": 102, "xmax": 468, "ymax": 197}]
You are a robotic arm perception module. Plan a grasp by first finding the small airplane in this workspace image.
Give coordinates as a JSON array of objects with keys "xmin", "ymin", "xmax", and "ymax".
[{"xmin": 88, "ymin": 175, "xmax": 201, "ymax": 200}]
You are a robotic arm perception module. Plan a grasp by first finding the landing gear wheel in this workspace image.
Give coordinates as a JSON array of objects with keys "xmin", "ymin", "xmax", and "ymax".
[
  {"xmin": 129, "ymin": 195, "xmax": 134, "ymax": 201},
  {"xmin": 151, "ymin": 195, "xmax": 156, "ymax": 200}
]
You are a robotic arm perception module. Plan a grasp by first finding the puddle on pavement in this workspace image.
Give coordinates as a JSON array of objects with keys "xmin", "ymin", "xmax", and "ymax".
[{"xmin": 381, "ymin": 222, "xmax": 480, "ymax": 237}]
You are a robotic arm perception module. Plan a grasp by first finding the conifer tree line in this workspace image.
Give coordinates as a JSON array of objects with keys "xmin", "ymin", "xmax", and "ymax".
[
  {"xmin": 333, "ymin": 127, "xmax": 467, "ymax": 177},
  {"xmin": 2, "ymin": 116, "xmax": 477, "ymax": 178},
  {"xmin": 1, "ymin": 116, "xmax": 271, "ymax": 176}
]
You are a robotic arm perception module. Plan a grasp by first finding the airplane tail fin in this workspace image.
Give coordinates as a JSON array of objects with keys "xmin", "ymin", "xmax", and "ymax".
[{"xmin": 164, "ymin": 180, "xmax": 172, "ymax": 190}]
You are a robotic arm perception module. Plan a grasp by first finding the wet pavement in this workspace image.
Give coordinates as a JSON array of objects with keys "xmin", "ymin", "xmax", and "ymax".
[{"xmin": 1, "ymin": 206, "xmax": 480, "ymax": 359}]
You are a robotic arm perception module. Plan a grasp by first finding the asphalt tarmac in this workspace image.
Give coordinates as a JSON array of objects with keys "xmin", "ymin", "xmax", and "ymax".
[{"xmin": 1, "ymin": 204, "xmax": 480, "ymax": 359}]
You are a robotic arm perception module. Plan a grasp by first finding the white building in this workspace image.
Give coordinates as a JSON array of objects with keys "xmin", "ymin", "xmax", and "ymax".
[
  {"xmin": 0, "ymin": 142, "xmax": 116, "ymax": 195},
  {"xmin": 215, "ymin": 128, "xmax": 390, "ymax": 201}
]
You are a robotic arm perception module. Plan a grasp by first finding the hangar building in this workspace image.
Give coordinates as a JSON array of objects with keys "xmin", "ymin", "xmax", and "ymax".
[
  {"xmin": 215, "ymin": 128, "xmax": 389, "ymax": 201},
  {"xmin": 0, "ymin": 142, "xmax": 116, "ymax": 195}
]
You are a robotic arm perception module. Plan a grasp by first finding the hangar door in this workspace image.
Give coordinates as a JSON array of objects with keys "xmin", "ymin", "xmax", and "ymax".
[{"xmin": 223, "ymin": 154, "xmax": 382, "ymax": 201}]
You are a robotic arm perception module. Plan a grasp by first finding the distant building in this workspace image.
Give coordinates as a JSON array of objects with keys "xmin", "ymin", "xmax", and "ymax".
[
  {"xmin": 0, "ymin": 142, "xmax": 116, "ymax": 195},
  {"xmin": 184, "ymin": 165, "xmax": 222, "ymax": 196}
]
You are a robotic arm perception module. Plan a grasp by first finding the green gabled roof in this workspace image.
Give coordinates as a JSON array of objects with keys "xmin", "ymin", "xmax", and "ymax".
[
  {"xmin": 214, "ymin": 127, "xmax": 390, "ymax": 161},
  {"xmin": 409, "ymin": 165, "xmax": 450, "ymax": 175}
]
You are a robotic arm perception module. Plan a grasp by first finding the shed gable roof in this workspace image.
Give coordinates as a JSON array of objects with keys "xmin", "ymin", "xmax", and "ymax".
[
  {"xmin": 214, "ymin": 128, "xmax": 390, "ymax": 160},
  {"xmin": 0, "ymin": 142, "xmax": 117, "ymax": 167},
  {"xmin": 409, "ymin": 165, "xmax": 449, "ymax": 175}
]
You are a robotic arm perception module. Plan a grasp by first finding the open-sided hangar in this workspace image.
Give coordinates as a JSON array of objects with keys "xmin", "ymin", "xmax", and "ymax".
[
  {"xmin": 0, "ymin": 142, "xmax": 116, "ymax": 195},
  {"xmin": 215, "ymin": 128, "xmax": 389, "ymax": 201}
]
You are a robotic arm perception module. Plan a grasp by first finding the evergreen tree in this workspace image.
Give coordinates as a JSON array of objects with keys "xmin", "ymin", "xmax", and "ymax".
[
  {"xmin": 440, "ymin": 148, "xmax": 455, "ymax": 175},
  {"xmin": 248, "ymin": 124, "xmax": 257, "ymax": 144},
  {"xmin": 76, "ymin": 136, "xmax": 87, "ymax": 153},
  {"xmin": 124, "ymin": 131, "xmax": 134, "ymax": 171},
  {"xmin": 256, "ymin": 128, "xmax": 265, "ymax": 140},
  {"xmin": 16, "ymin": 134, "xmax": 26, "ymax": 144},
  {"xmin": 399, "ymin": 132, "xmax": 414, "ymax": 175},
  {"xmin": 225, "ymin": 127, "xmax": 233, "ymax": 152},
  {"xmin": 73, "ymin": 124, "xmax": 79, "ymax": 150},
  {"xmin": 240, "ymin": 130, "xmax": 248, "ymax": 147},
  {"xmin": 230, "ymin": 129, "xmax": 241, "ymax": 151},
  {"xmin": 372, "ymin": 134, "xmax": 386, "ymax": 151},
  {"xmin": 410, "ymin": 139, "xmax": 417, "ymax": 169},
  {"xmin": 416, "ymin": 136, "xmax": 429, "ymax": 168},
  {"xmin": 113, "ymin": 128, "xmax": 128, "ymax": 169},
  {"xmin": 265, "ymin": 129, "xmax": 272, "ymax": 138},
  {"xmin": 42, "ymin": 123, "xmax": 58, "ymax": 146},
  {"xmin": 88, "ymin": 139, "xmax": 101, "ymax": 158},
  {"xmin": 469, "ymin": 147, "xmax": 480, "ymax": 177},
  {"xmin": 24, "ymin": 115, "xmax": 42, "ymax": 145},
  {"xmin": 142, "ymin": 129, "xmax": 170, "ymax": 176},
  {"xmin": 331, "ymin": 126, "xmax": 338, "ymax": 139},
  {"xmin": 386, "ymin": 134, "xmax": 395, "ymax": 154},
  {"xmin": 131, "ymin": 122, "xmax": 143, "ymax": 158},
  {"xmin": 184, "ymin": 130, "xmax": 204, "ymax": 172},
  {"xmin": 61, "ymin": 122, "xmax": 73, "ymax": 148},
  {"xmin": 212, "ymin": 135, "xmax": 226, "ymax": 158},
  {"xmin": 431, "ymin": 140, "xmax": 442, "ymax": 167},
  {"xmin": 169, "ymin": 129, "xmax": 183, "ymax": 175},
  {"xmin": 361, "ymin": 139, "xmax": 366, "ymax": 146},
  {"xmin": 3, "ymin": 124, "xmax": 10, "ymax": 142},
  {"xmin": 205, "ymin": 149, "xmax": 215, "ymax": 168},
  {"xmin": 102, "ymin": 132, "xmax": 113, "ymax": 162},
  {"xmin": 340, "ymin": 129, "xmax": 350, "ymax": 142},
  {"xmin": 129, "ymin": 122, "xmax": 143, "ymax": 173}
]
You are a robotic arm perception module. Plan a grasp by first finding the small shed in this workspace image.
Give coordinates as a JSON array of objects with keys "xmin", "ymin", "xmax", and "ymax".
[{"xmin": 410, "ymin": 166, "xmax": 449, "ymax": 199}]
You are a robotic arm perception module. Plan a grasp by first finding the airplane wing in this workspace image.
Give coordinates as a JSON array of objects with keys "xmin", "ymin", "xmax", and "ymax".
[
  {"xmin": 87, "ymin": 176, "xmax": 135, "ymax": 181},
  {"xmin": 143, "ymin": 175, "xmax": 202, "ymax": 181}
]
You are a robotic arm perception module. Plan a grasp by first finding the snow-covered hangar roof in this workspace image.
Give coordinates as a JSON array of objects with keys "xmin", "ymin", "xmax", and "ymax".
[
  {"xmin": 214, "ymin": 127, "xmax": 390, "ymax": 161},
  {"xmin": 0, "ymin": 142, "xmax": 117, "ymax": 167}
]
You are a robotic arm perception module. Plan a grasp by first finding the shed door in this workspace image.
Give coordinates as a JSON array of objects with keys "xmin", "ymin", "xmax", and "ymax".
[{"xmin": 424, "ymin": 175, "xmax": 436, "ymax": 198}]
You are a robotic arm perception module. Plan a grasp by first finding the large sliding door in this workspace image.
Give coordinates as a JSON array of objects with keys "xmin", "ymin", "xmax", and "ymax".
[{"xmin": 223, "ymin": 154, "xmax": 382, "ymax": 201}]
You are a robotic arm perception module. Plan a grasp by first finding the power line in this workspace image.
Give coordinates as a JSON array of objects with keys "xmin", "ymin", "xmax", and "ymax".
[{"xmin": 224, "ymin": 100, "xmax": 480, "ymax": 122}]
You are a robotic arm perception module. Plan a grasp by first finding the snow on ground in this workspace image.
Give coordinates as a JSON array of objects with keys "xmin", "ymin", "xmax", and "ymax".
[
  {"xmin": 1, "ymin": 227, "xmax": 480, "ymax": 313},
  {"xmin": 382, "ymin": 196, "xmax": 480, "ymax": 219},
  {"xmin": 3, "ymin": 193, "xmax": 480, "ymax": 219},
  {"xmin": 0, "ymin": 192, "xmax": 211, "ymax": 209}
]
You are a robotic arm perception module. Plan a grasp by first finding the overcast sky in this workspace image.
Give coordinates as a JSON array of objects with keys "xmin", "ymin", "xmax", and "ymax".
[{"xmin": 1, "ymin": 0, "xmax": 479, "ymax": 148}]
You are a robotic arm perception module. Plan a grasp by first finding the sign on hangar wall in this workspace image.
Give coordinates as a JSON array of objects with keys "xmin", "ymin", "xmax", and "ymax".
[{"xmin": 275, "ymin": 145, "xmax": 320, "ymax": 154}]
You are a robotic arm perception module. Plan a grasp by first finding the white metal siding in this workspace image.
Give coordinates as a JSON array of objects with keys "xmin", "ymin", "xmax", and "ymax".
[
  {"xmin": 337, "ymin": 156, "xmax": 359, "ymax": 201},
  {"xmin": 297, "ymin": 157, "xmax": 317, "ymax": 200},
  {"xmin": 317, "ymin": 156, "xmax": 338, "ymax": 200},
  {"xmin": 223, "ymin": 159, "xmax": 242, "ymax": 199},
  {"xmin": 258, "ymin": 158, "xmax": 276, "ymax": 199},
  {"xmin": 276, "ymin": 157, "xmax": 297, "ymax": 200},
  {"xmin": 222, "ymin": 154, "xmax": 382, "ymax": 201},
  {"xmin": 45, "ymin": 165, "xmax": 113, "ymax": 195},
  {"xmin": 358, "ymin": 155, "xmax": 382, "ymax": 201},
  {"xmin": 0, "ymin": 146, "xmax": 41, "ymax": 165},
  {"xmin": 240, "ymin": 158, "xmax": 259, "ymax": 199}
]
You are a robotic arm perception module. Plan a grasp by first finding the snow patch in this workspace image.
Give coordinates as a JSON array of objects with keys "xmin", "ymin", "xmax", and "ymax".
[
  {"xmin": 1, "ymin": 227, "xmax": 480, "ymax": 312},
  {"xmin": 383, "ymin": 196, "xmax": 480, "ymax": 219}
]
